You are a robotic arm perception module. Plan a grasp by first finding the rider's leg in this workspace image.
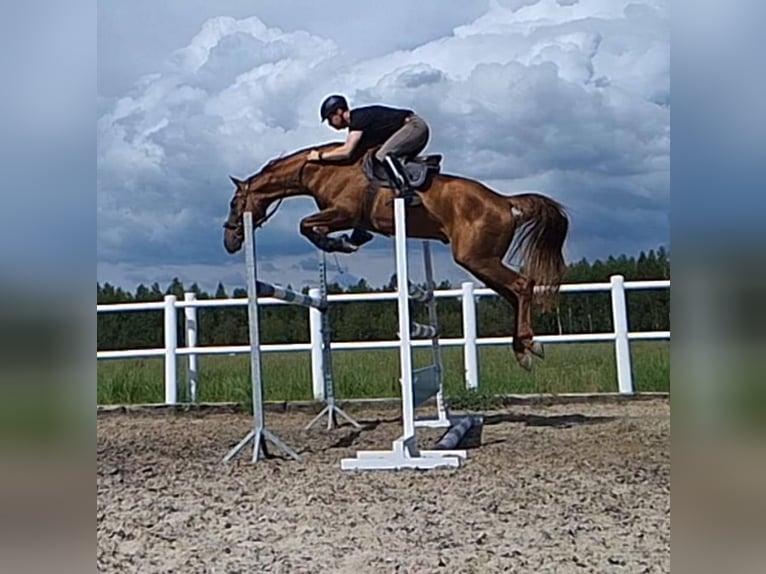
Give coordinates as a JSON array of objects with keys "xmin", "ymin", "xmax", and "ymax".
[
  {"xmin": 374, "ymin": 115, "xmax": 430, "ymax": 204},
  {"xmin": 376, "ymin": 114, "xmax": 430, "ymax": 160}
]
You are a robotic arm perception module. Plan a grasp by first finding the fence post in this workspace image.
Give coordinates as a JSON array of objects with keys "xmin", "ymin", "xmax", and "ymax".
[
  {"xmin": 610, "ymin": 275, "xmax": 634, "ymax": 394},
  {"xmin": 184, "ymin": 292, "xmax": 199, "ymax": 403},
  {"xmin": 461, "ymin": 281, "xmax": 479, "ymax": 390},
  {"xmin": 164, "ymin": 294, "xmax": 178, "ymax": 405},
  {"xmin": 308, "ymin": 287, "xmax": 325, "ymax": 401}
]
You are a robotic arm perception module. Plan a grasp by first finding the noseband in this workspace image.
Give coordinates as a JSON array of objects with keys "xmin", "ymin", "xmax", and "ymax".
[{"xmin": 223, "ymin": 158, "xmax": 309, "ymax": 231}]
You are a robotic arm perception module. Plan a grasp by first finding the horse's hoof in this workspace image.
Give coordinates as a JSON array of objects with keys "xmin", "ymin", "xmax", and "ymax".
[
  {"xmin": 348, "ymin": 228, "xmax": 374, "ymax": 247},
  {"xmin": 530, "ymin": 341, "xmax": 545, "ymax": 359},
  {"xmin": 338, "ymin": 235, "xmax": 360, "ymax": 253},
  {"xmin": 518, "ymin": 353, "xmax": 534, "ymax": 371}
]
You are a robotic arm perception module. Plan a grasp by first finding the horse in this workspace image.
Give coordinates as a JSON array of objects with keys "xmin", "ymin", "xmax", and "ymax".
[{"xmin": 222, "ymin": 142, "xmax": 569, "ymax": 370}]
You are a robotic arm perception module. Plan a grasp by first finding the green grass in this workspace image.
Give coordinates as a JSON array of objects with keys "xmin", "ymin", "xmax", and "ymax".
[{"xmin": 97, "ymin": 342, "xmax": 669, "ymax": 405}]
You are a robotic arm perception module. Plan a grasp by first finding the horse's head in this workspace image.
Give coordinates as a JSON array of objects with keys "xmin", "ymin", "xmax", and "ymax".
[
  {"xmin": 222, "ymin": 153, "xmax": 313, "ymax": 253},
  {"xmin": 222, "ymin": 175, "xmax": 258, "ymax": 253}
]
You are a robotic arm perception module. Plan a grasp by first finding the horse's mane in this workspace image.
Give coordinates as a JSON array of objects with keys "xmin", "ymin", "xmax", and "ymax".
[{"xmin": 247, "ymin": 141, "xmax": 367, "ymax": 181}]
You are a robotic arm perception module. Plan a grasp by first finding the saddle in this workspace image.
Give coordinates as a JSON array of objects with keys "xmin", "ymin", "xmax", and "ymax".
[{"xmin": 362, "ymin": 151, "xmax": 442, "ymax": 191}]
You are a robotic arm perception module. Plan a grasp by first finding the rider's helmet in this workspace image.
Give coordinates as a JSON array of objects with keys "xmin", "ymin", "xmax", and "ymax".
[{"xmin": 320, "ymin": 94, "xmax": 348, "ymax": 122}]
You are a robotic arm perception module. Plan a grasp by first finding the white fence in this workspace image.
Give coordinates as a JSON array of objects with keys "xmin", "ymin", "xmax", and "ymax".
[{"xmin": 97, "ymin": 275, "xmax": 670, "ymax": 404}]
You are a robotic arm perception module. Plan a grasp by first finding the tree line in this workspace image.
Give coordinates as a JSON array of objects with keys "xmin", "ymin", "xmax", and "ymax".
[{"xmin": 97, "ymin": 247, "xmax": 669, "ymax": 351}]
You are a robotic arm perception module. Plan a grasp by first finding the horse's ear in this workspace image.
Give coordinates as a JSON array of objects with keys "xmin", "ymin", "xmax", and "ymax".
[{"xmin": 229, "ymin": 175, "xmax": 243, "ymax": 188}]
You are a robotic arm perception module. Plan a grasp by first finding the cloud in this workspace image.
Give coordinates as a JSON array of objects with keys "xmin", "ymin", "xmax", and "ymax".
[{"xmin": 98, "ymin": 0, "xmax": 669, "ymax": 290}]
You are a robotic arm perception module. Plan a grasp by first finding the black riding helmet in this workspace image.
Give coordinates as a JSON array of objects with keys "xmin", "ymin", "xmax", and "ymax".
[{"xmin": 320, "ymin": 94, "xmax": 348, "ymax": 121}]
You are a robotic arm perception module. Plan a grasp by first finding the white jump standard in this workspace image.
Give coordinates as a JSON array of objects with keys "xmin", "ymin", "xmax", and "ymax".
[
  {"xmin": 224, "ymin": 212, "xmax": 359, "ymax": 464},
  {"xmin": 341, "ymin": 197, "xmax": 475, "ymax": 471}
]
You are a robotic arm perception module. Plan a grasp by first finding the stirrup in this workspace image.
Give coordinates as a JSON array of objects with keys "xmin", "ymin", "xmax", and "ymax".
[
  {"xmin": 401, "ymin": 190, "xmax": 422, "ymax": 207},
  {"xmin": 386, "ymin": 191, "xmax": 421, "ymax": 207}
]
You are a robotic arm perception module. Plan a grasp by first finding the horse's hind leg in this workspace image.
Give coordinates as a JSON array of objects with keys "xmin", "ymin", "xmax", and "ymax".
[
  {"xmin": 456, "ymin": 253, "xmax": 540, "ymax": 370},
  {"xmin": 512, "ymin": 272, "xmax": 545, "ymax": 359},
  {"xmin": 468, "ymin": 268, "xmax": 530, "ymax": 368},
  {"xmin": 519, "ymin": 276, "xmax": 544, "ymax": 358}
]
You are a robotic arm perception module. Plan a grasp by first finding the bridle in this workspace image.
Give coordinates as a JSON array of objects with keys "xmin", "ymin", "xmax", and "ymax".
[{"xmin": 223, "ymin": 158, "xmax": 309, "ymax": 232}]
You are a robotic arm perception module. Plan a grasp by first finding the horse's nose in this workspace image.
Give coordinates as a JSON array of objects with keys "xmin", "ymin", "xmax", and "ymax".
[{"xmin": 223, "ymin": 228, "xmax": 242, "ymax": 253}]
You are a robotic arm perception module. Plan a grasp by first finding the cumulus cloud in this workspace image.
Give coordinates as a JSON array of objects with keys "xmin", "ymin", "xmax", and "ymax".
[{"xmin": 98, "ymin": 0, "xmax": 669, "ymax": 291}]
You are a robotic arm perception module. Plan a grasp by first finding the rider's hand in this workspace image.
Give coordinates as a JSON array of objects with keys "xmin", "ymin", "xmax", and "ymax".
[{"xmin": 307, "ymin": 150, "xmax": 321, "ymax": 161}]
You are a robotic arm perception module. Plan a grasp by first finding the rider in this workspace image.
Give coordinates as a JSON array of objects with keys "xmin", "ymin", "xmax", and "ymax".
[{"xmin": 307, "ymin": 94, "xmax": 430, "ymax": 209}]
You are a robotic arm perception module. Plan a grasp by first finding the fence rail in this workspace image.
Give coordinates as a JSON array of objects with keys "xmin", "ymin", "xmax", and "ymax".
[{"xmin": 97, "ymin": 275, "xmax": 670, "ymax": 404}]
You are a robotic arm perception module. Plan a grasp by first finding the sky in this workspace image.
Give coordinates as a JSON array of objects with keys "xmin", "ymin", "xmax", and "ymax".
[{"xmin": 97, "ymin": 0, "xmax": 670, "ymax": 293}]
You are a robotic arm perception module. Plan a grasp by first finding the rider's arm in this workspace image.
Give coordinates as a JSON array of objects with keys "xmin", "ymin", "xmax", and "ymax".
[{"xmin": 320, "ymin": 130, "xmax": 362, "ymax": 160}]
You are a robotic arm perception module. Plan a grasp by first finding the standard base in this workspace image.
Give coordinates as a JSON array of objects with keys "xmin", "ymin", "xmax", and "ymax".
[
  {"xmin": 305, "ymin": 403, "xmax": 362, "ymax": 431},
  {"xmin": 414, "ymin": 416, "xmax": 451, "ymax": 429},
  {"xmin": 340, "ymin": 438, "xmax": 466, "ymax": 471},
  {"xmin": 223, "ymin": 428, "xmax": 301, "ymax": 464}
]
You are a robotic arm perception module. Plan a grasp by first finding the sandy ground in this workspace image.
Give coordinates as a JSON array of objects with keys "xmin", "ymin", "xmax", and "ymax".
[{"xmin": 97, "ymin": 399, "xmax": 670, "ymax": 573}]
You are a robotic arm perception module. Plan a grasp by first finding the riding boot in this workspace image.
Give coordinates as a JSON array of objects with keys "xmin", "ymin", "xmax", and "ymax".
[{"xmin": 382, "ymin": 155, "xmax": 421, "ymax": 206}]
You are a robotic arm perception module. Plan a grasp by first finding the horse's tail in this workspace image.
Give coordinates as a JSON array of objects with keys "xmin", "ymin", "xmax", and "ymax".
[{"xmin": 507, "ymin": 194, "xmax": 569, "ymax": 311}]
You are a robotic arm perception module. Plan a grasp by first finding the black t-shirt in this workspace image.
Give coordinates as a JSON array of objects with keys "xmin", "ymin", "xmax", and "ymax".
[{"xmin": 349, "ymin": 105, "xmax": 413, "ymax": 150}]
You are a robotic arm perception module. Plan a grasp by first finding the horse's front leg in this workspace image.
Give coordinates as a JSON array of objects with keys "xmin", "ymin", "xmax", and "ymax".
[{"xmin": 300, "ymin": 208, "xmax": 358, "ymax": 253}]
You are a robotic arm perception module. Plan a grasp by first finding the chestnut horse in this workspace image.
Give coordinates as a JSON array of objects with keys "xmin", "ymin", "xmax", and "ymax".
[{"xmin": 222, "ymin": 142, "xmax": 569, "ymax": 370}]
